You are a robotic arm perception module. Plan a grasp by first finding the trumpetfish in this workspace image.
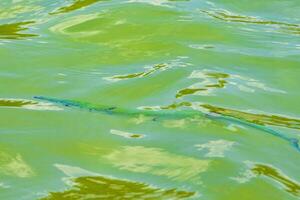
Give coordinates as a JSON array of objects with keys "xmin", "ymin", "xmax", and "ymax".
[{"xmin": 33, "ymin": 96, "xmax": 300, "ymax": 153}]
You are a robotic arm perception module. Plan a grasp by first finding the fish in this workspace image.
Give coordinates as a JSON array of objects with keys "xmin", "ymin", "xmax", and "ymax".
[{"xmin": 33, "ymin": 96, "xmax": 300, "ymax": 153}]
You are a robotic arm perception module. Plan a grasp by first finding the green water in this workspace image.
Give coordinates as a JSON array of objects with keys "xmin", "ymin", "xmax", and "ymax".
[{"xmin": 1, "ymin": 0, "xmax": 300, "ymax": 199}]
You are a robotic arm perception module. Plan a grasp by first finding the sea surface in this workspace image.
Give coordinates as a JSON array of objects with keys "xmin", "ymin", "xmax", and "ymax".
[{"xmin": 0, "ymin": 0, "xmax": 300, "ymax": 199}]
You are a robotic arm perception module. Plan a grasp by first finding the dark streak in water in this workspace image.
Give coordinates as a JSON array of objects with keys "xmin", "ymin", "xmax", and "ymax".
[
  {"xmin": 176, "ymin": 88, "xmax": 207, "ymax": 98},
  {"xmin": 160, "ymin": 102, "xmax": 192, "ymax": 109},
  {"xmin": 202, "ymin": 10, "xmax": 299, "ymax": 27},
  {"xmin": 201, "ymin": 10, "xmax": 300, "ymax": 35},
  {"xmin": 252, "ymin": 164, "xmax": 300, "ymax": 197},
  {"xmin": 176, "ymin": 72, "xmax": 229, "ymax": 98},
  {"xmin": 0, "ymin": 99, "xmax": 35, "ymax": 107},
  {"xmin": 201, "ymin": 104, "xmax": 300, "ymax": 130},
  {"xmin": 41, "ymin": 175, "xmax": 195, "ymax": 199},
  {"xmin": 109, "ymin": 63, "xmax": 168, "ymax": 80},
  {"xmin": 0, "ymin": 21, "xmax": 37, "ymax": 40},
  {"xmin": 50, "ymin": 0, "xmax": 107, "ymax": 15}
]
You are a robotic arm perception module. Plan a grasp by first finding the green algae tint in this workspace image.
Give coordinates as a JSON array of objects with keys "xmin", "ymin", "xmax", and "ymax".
[{"xmin": 0, "ymin": 0, "xmax": 300, "ymax": 199}]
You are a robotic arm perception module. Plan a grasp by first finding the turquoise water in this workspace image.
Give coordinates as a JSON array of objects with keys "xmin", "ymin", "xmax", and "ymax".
[{"xmin": 0, "ymin": 0, "xmax": 300, "ymax": 199}]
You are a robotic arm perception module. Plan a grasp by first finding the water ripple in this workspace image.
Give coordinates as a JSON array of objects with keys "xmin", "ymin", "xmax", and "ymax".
[
  {"xmin": 41, "ymin": 164, "xmax": 195, "ymax": 200},
  {"xmin": 0, "ymin": 21, "xmax": 37, "ymax": 40}
]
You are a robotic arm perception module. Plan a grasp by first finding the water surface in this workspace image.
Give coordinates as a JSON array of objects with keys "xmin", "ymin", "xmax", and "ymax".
[{"xmin": 1, "ymin": 0, "xmax": 300, "ymax": 199}]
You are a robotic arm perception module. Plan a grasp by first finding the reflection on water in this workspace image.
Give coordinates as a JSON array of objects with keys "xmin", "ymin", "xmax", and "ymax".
[
  {"xmin": 202, "ymin": 9, "xmax": 300, "ymax": 35},
  {"xmin": 163, "ymin": 119, "xmax": 187, "ymax": 128},
  {"xmin": 105, "ymin": 63, "xmax": 167, "ymax": 81},
  {"xmin": 0, "ymin": 150, "xmax": 34, "ymax": 178},
  {"xmin": 104, "ymin": 146, "xmax": 210, "ymax": 181},
  {"xmin": 110, "ymin": 129, "xmax": 144, "ymax": 139},
  {"xmin": 176, "ymin": 70, "xmax": 285, "ymax": 98},
  {"xmin": 0, "ymin": 182, "xmax": 9, "ymax": 189},
  {"xmin": 202, "ymin": 10, "xmax": 298, "ymax": 27},
  {"xmin": 50, "ymin": 0, "xmax": 106, "ymax": 15},
  {"xmin": 0, "ymin": 21, "xmax": 37, "ymax": 40},
  {"xmin": 176, "ymin": 71, "xmax": 229, "ymax": 98},
  {"xmin": 49, "ymin": 4, "xmax": 227, "ymax": 63},
  {"xmin": 202, "ymin": 104, "xmax": 300, "ymax": 130},
  {"xmin": 0, "ymin": 98, "xmax": 62, "ymax": 111},
  {"xmin": 0, "ymin": 4, "xmax": 42, "ymax": 20},
  {"xmin": 195, "ymin": 140, "xmax": 235, "ymax": 158},
  {"xmin": 41, "ymin": 175, "xmax": 195, "ymax": 200},
  {"xmin": 159, "ymin": 102, "xmax": 192, "ymax": 110},
  {"xmin": 252, "ymin": 164, "xmax": 300, "ymax": 197},
  {"xmin": 0, "ymin": 98, "xmax": 36, "ymax": 107},
  {"xmin": 233, "ymin": 162, "xmax": 300, "ymax": 197}
]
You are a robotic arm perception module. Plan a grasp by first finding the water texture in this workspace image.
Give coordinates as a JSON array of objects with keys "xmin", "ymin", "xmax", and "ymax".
[{"xmin": 0, "ymin": 0, "xmax": 300, "ymax": 199}]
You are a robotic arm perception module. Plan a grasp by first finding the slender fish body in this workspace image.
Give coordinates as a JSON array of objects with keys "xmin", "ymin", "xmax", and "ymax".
[{"xmin": 34, "ymin": 96, "xmax": 300, "ymax": 152}]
